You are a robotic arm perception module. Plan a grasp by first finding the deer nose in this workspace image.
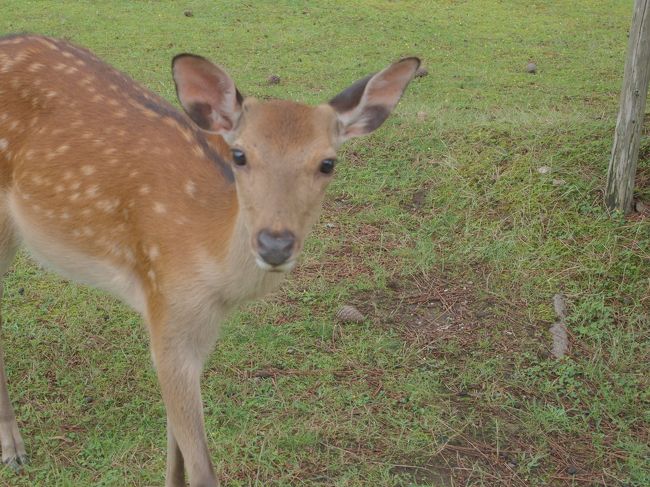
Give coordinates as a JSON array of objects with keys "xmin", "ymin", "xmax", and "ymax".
[{"xmin": 257, "ymin": 230, "xmax": 296, "ymax": 266}]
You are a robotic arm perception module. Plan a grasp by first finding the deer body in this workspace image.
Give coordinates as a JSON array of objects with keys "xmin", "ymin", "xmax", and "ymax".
[{"xmin": 0, "ymin": 34, "xmax": 418, "ymax": 486}]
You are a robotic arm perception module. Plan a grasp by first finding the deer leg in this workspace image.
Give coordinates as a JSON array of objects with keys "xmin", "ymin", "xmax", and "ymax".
[
  {"xmin": 0, "ymin": 209, "xmax": 24, "ymax": 472},
  {"xmin": 0, "ymin": 283, "xmax": 27, "ymax": 472},
  {"xmin": 150, "ymin": 315, "xmax": 220, "ymax": 487},
  {"xmin": 165, "ymin": 417, "xmax": 186, "ymax": 487}
]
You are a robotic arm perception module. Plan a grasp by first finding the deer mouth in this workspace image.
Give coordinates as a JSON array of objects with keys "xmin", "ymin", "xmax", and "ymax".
[{"xmin": 254, "ymin": 255, "xmax": 297, "ymax": 273}]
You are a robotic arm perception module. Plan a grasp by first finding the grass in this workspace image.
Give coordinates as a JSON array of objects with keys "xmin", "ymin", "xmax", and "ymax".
[{"xmin": 0, "ymin": 0, "xmax": 648, "ymax": 485}]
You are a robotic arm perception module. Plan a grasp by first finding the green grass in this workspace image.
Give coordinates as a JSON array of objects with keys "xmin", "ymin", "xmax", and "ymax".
[{"xmin": 1, "ymin": 1, "xmax": 649, "ymax": 485}]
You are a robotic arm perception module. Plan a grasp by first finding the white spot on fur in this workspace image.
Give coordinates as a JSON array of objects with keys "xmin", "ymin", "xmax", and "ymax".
[
  {"xmin": 96, "ymin": 198, "xmax": 119, "ymax": 213},
  {"xmin": 148, "ymin": 244, "xmax": 160, "ymax": 260},
  {"xmin": 81, "ymin": 165, "xmax": 95, "ymax": 176},
  {"xmin": 28, "ymin": 62, "xmax": 44, "ymax": 72},
  {"xmin": 184, "ymin": 180, "xmax": 197, "ymax": 198},
  {"xmin": 85, "ymin": 185, "xmax": 99, "ymax": 198},
  {"xmin": 153, "ymin": 202, "xmax": 166, "ymax": 214},
  {"xmin": 47, "ymin": 144, "xmax": 70, "ymax": 160},
  {"xmin": 0, "ymin": 139, "xmax": 7, "ymax": 151},
  {"xmin": 139, "ymin": 185, "xmax": 151, "ymax": 195}
]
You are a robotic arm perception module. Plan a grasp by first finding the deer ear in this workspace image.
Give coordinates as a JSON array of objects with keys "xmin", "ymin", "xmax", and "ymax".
[
  {"xmin": 329, "ymin": 57, "xmax": 420, "ymax": 143},
  {"xmin": 172, "ymin": 54, "xmax": 243, "ymax": 142}
]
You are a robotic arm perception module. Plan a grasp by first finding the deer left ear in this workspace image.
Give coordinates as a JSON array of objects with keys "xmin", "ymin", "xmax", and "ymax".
[
  {"xmin": 329, "ymin": 57, "xmax": 420, "ymax": 144},
  {"xmin": 172, "ymin": 54, "xmax": 243, "ymax": 143}
]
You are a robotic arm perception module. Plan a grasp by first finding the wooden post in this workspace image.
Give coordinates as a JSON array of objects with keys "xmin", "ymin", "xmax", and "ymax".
[{"xmin": 605, "ymin": 0, "xmax": 650, "ymax": 214}]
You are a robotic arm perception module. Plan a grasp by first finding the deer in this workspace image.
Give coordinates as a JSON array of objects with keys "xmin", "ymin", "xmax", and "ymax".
[{"xmin": 0, "ymin": 34, "xmax": 420, "ymax": 486}]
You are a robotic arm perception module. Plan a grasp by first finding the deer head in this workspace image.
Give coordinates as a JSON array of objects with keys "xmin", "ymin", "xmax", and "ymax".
[{"xmin": 172, "ymin": 55, "xmax": 420, "ymax": 272}]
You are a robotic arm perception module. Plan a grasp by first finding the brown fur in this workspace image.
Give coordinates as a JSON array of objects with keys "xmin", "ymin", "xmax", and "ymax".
[{"xmin": 0, "ymin": 34, "xmax": 419, "ymax": 486}]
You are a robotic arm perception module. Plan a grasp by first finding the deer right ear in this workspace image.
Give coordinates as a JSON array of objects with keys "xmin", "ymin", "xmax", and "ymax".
[{"xmin": 172, "ymin": 54, "xmax": 243, "ymax": 142}]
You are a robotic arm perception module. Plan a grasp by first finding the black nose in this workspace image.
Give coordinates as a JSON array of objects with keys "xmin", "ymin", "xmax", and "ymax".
[{"xmin": 257, "ymin": 229, "xmax": 295, "ymax": 266}]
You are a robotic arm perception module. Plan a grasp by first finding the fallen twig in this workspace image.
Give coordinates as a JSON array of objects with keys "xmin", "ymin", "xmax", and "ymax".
[{"xmin": 550, "ymin": 293, "xmax": 569, "ymax": 358}]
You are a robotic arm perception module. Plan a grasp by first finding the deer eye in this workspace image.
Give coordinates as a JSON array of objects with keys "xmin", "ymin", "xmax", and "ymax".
[
  {"xmin": 232, "ymin": 149, "xmax": 247, "ymax": 166},
  {"xmin": 319, "ymin": 158, "xmax": 336, "ymax": 174}
]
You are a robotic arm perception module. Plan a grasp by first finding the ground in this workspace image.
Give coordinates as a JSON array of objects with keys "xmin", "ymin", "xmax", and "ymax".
[{"xmin": 0, "ymin": 1, "xmax": 648, "ymax": 486}]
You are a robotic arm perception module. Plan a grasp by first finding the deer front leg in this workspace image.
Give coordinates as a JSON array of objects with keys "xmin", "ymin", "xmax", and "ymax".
[
  {"xmin": 166, "ymin": 417, "xmax": 186, "ymax": 487},
  {"xmin": 151, "ymin": 323, "xmax": 220, "ymax": 487}
]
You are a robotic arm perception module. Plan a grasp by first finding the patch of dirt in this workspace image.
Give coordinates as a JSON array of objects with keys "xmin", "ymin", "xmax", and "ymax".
[
  {"xmin": 388, "ymin": 419, "xmax": 625, "ymax": 487},
  {"xmin": 401, "ymin": 181, "xmax": 435, "ymax": 214},
  {"xmin": 390, "ymin": 460, "xmax": 453, "ymax": 486},
  {"xmin": 349, "ymin": 270, "xmax": 531, "ymax": 353}
]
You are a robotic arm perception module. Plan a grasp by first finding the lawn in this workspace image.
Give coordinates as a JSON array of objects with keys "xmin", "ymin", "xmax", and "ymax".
[{"xmin": 0, "ymin": 1, "xmax": 648, "ymax": 486}]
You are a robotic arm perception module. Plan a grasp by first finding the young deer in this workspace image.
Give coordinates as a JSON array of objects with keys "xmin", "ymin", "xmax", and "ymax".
[{"xmin": 0, "ymin": 34, "xmax": 419, "ymax": 486}]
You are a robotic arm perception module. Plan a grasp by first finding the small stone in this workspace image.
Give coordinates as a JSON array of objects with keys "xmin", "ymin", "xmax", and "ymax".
[
  {"xmin": 83, "ymin": 396, "xmax": 94, "ymax": 404},
  {"xmin": 267, "ymin": 75, "xmax": 281, "ymax": 85},
  {"xmin": 183, "ymin": 10, "xmax": 193, "ymax": 17},
  {"xmin": 566, "ymin": 465, "xmax": 578, "ymax": 475},
  {"xmin": 635, "ymin": 200, "xmax": 648, "ymax": 214},
  {"xmin": 324, "ymin": 223, "xmax": 336, "ymax": 229},
  {"xmin": 415, "ymin": 67, "xmax": 428, "ymax": 78},
  {"xmin": 526, "ymin": 62, "xmax": 537, "ymax": 74},
  {"xmin": 336, "ymin": 305, "xmax": 365, "ymax": 323},
  {"xmin": 18, "ymin": 287, "xmax": 24, "ymax": 295},
  {"xmin": 552, "ymin": 179, "xmax": 566, "ymax": 186},
  {"xmin": 537, "ymin": 165, "xmax": 551, "ymax": 174}
]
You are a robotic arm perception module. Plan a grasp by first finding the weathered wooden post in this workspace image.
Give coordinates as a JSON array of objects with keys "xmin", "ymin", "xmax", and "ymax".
[{"xmin": 605, "ymin": 0, "xmax": 650, "ymax": 214}]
